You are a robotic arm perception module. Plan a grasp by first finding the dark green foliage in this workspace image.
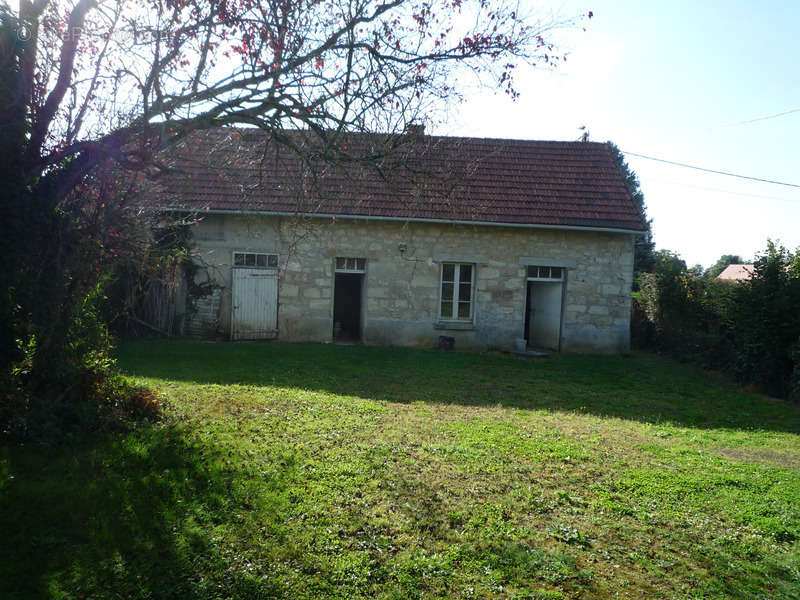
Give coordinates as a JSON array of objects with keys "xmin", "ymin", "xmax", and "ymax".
[
  {"xmin": 607, "ymin": 143, "xmax": 655, "ymax": 278},
  {"xmin": 705, "ymin": 254, "xmax": 745, "ymax": 280},
  {"xmin": 728, "ymin": 242, "xmax": 800, "ymax": 398},
  {"xmin": 791, "ymin": 343, "xmax": 800, "ymax": 402},
  {"xmin": 633, "ymin": 241, "xmax": 800, "ymax": 400},
  {"xmin": 633, "ymin": 264, "xmax": 736, "ymax": 372},
  {"xmin": 1, "ymin": 280, "xmax": 161, "ymax": 444},
  {"xmin": 0, "ymin": 160, "xmax": 163, "ymax": 441},
  {"xmin": 689, "ymin": 263, "xmax": 705, "ymax": 277},
  {"xmin": 0, "ymin": 9, "xmax": 124, "ymax": 438},
  {"xmin": 0, "ymin": 8, "xmax": 171, "ymax": 438}
]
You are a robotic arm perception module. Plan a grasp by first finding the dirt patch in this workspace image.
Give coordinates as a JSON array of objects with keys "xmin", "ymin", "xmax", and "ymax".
[{"xmin": 715, "ymin": 447, "xmax": 800, "ymax": 470}]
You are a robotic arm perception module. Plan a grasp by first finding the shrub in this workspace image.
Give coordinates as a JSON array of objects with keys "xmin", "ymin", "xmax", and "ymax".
[
  {"xmin": 791, "ymin": 341, "xmax": 800, "ymax": 402},
  {"xmin": 728, "ymin": 243, "xmax": 800, "ymax": 398},
  {"xmin": 1, "ymin": 282, "xmax": 162, "ymax": 445},
  {"xmin": 633, "ymin": 241, "xmax": 800, "ymax": 400}
]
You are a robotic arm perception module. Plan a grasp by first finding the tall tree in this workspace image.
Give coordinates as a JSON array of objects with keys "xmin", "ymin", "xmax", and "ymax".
[
  {"xmin": 1, "ymin": 0, "xmax": 586, "ymax": 418},
  {"xmin": 607, "ymin": 142, "xmax": 655, "ymax": 278}
]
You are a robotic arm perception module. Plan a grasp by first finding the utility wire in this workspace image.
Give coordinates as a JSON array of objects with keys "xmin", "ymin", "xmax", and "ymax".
[
  {"xmin": 621, "ymin": 151, "xmax": 800, "ymax": 189},
  {"xmin": 731, "ymin": 107, "xmax": 800, "ymax": 126},
  {"xmin": 649, "ymin": 178, "xmax": 796, "ymax": 203}
]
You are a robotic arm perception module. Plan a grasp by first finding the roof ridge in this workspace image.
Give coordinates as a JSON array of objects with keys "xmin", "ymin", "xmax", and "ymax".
[{"xmin": 187, "ymin": 126, "xmax": 608, "ymax": 147}]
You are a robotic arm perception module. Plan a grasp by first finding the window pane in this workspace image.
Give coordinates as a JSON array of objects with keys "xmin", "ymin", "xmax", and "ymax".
[
  {"xmin": 345, "ymin": 257, "xmax": 354, "ymax": 270},
  {"xmin": 457, "ymin": 302, "xmax": 471, "ymax": 318},
  {"xmin": 356, "ymin": 258, "xmax": 366, "ymax": 271},
  {"xmin": 245, "ymin": 253, "xmax": 256, "ymax": 266},
  {"xmin": 550, "ymin": 266, "xmax": 561, "ymax": 279},
  {"xmin": 234, "ymin": 253, "xmax": 244, "ymax": 266},
  {"xmin": 441, "ymin": 282, "xmax": 454, "ymax": 301},
  {"xmin": 538, "ymin": 266, "xmax": 550, "ymax": 278},
  {"xmin": 459, "ymin": 264, "xmax": 472, "ymax": 283},
  {"xmin": 441, "ymin": 301, "xmax": 453, "ymax": 318},
  {"xmin": 442, "ymin": 263, "xmax": 455, "ymax": 281},
  {"xmin": 268, "ymin": 254, "xmax": 278, "ymax": 267},
  {"xmin": 256, "ymin": 254, "xmax": 267, "ymax": 267},
  {"xmin": 527, "ymin": 265, "xmax": 536, "ymax": 278},
  {"xmin": 459, "ymin": 282, "xmax": 472, "ymax": 302},
  {"xmin": 336, "ymin": 257, "xmax": 346, "ymax": 269}
]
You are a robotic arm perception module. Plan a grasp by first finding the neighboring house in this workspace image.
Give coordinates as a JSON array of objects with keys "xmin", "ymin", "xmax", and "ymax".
[
  {"xmin": 153, "ymin": 128, "xmax": 647, "ymax": 353},
  {"xmin": 717, "ymin": 264, "xmax": 754, "ymax": 282}
]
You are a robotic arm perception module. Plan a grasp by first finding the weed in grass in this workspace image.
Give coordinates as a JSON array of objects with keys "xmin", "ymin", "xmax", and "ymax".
[{"xmin": 547, "ymin": 523, "xmax": 593, "ymax": 547}]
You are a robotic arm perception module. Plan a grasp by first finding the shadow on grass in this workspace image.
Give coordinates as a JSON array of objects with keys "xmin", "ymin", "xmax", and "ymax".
[
  {"xmin": 116, "ymin": 340, "xmax": 800, "ymax": 435},
  {"xmin": 0, "ymin": 421, "xmax": 594, "ymax": 599},
  {"xmin": 0, "ymin": 426, "xmax": 619, "ymax": 599},
  {"xmin": 0, "ymin": 424, "xmax": 293, "ymax": 599}
]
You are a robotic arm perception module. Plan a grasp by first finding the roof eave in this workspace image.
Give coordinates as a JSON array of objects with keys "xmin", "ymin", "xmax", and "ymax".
[{"xmin": 159, "ymin": 206, "xmax": 647, "ymax": 235}]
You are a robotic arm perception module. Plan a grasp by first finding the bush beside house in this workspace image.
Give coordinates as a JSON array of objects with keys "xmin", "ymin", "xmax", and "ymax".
[{"xmin": 633, "ymin": 241, "xmax": 800, "ymax": 401}]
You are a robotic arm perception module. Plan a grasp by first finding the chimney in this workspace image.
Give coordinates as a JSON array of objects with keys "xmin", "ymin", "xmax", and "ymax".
[{"xmin": 405, "ymin": 122, "xmax": 425, "ymax": 136}]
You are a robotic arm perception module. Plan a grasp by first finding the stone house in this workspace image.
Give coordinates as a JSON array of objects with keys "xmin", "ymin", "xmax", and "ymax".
[{"xmin": 155, "ymin": 129, "xmax": 646, "ymax": 353}]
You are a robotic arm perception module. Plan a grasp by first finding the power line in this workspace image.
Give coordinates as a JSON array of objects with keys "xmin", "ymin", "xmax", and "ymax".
[
  {"xmin": 731, "ymin": 107, "xmax": 800, "ymax": 126},
  {"xmin": 649, "ymin": 178, "xmax": 796, "ymax": 203},
  {"xmin": 621, "ymin": 151, "xmax": 800, "ymax": 189}
]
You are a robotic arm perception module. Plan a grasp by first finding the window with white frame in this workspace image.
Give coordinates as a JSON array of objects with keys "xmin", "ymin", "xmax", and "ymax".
[
  {"xmin": 233, "ymin": 252, "xmax": 278, "ymax": 268},
  {"xmin": 526, "ymin": 265, "xmax": 564, "ymax": 281},
  {"xmin": 440, "ymin": 263, "xmax": 474, "ymax": 320},
  {"xmin": 335, "ymin": 257, "xmax": 366, "ymax": 273}
]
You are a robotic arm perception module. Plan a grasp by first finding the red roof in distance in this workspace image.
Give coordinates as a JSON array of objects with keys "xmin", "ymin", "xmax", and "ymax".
[{"xmin": 717, "ymin": 264, "xmax": 755, "ymax": 281}]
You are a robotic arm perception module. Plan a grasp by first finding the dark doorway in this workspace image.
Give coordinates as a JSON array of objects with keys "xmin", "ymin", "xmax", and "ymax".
[
  {"xmin": 524, "ymin": 281, "xmax": 533, "ymax": 346},
  {"xmin": 333, "ymin": 273, "xmax": 363, "ymax": 341}
]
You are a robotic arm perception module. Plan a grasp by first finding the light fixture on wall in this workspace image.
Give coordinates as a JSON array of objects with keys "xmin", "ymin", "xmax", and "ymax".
[{"xmin": 398, "ymin": 243, "xmax": 407, "ymax": 254}]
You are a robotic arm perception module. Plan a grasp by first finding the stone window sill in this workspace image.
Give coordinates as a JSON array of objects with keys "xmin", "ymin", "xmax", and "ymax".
[{"xmin": 434, "ymin": 320, "xmax": 475, "ymax": 331}]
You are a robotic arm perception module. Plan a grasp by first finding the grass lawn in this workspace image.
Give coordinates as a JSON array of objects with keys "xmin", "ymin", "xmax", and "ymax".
[{"xmin": 2, "ymin": 341, "xmax": 800, "ymax": 599}]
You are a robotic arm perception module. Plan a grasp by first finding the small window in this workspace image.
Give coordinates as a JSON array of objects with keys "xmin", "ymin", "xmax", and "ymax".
[
  {"xmin": 527, "ymin": 265, "xmax": 564, "ymax": 280},
  {"xmin": 233, "ymin": 252, "xmax": 278, "ymax": 269},
  {"xmin": 335, "ymin": 257, "xmax": 366, "ymax": 273},
  {"xmin": 440, "ymin": 263, "xmax": 474, "ymax": 321}
]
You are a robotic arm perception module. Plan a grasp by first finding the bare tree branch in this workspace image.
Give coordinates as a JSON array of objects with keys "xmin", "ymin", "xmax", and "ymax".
[{"xmin": 26, "ymin": 0, "xmax": 95, "ymax": 161}]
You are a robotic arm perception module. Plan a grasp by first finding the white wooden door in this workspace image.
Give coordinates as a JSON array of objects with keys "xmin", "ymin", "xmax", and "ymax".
[
  {"xmin": 528, "ymin": 281, "xmax": 563, "ymax": 350},
  {"xmin": 231, "ymin": 268, "xmax": 278, "ymax": 340}
]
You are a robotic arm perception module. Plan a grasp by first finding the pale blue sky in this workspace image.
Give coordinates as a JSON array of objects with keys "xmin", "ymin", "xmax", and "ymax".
[{"xmin": 438, "ymin": 0, "xmax": 800, "ymax": 267}]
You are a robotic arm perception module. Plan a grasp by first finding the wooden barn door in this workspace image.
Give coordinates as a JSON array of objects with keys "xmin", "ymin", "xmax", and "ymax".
[{"xmin": 231, "ymin": 267, "xmax": 278, "ymax": 340}]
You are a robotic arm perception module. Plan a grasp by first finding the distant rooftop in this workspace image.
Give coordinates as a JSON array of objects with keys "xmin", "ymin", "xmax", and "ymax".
[{"xmin": 717, "ymin": 264, "xmax": 754, "ymax": 281}]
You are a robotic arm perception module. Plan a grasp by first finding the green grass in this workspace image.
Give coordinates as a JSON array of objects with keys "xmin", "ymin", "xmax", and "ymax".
[{"xmin": 2, "ymin": 340, "xmax": 800, "ymax": 599}]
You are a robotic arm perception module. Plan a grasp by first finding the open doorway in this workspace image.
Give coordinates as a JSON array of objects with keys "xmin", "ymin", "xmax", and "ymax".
[
  {"xmin": 523, "ymin": 266, "xmax": 564, "ymax": 351},
  {"xmin": 333, "ymin": 257, "xmax": 366, "ymax": 342}
]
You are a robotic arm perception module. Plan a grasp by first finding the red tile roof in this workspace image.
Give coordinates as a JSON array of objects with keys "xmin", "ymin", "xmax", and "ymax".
[
  {"xmin": 153, "ymin": 128, "xmax": 647, "ymax": 233},
  {"xmin": 717, "ymin": 264, "xmax": 754, "ymax": 281}
]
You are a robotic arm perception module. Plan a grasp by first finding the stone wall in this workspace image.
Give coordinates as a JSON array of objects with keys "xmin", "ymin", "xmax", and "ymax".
[{"xmin": 186, "ymin": 213, "xmax": 635, "ymax": 353}]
